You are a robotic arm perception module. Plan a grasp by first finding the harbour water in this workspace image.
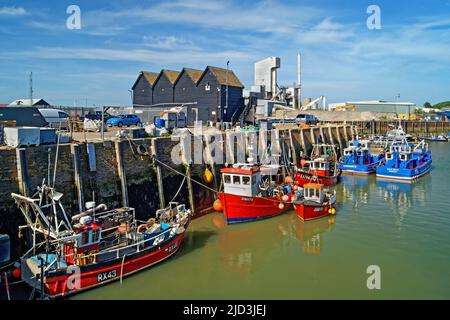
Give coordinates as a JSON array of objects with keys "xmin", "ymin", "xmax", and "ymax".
[{"xmin": 74, "ymin": 142, "xmax": 450, "ymax": 300}]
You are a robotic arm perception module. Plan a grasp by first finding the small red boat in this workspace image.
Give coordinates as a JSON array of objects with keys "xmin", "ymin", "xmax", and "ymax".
[
  {"xmin": 216, "ymin": 164, "xmax": 294, "ymax": 224},
  {"xmin": 11, "ymin": 184, "xmax": 191, "ymax": 298},
  {"xmin": 295, "ymin": 144, "xmax": 340, "ymax": 187},
  {"xmin": 293, "ymin": 182, "xmax": 337, "ymax": 221}
]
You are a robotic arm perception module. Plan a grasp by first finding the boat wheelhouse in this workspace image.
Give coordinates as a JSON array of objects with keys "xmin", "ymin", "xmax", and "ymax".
[
  {"xmin": 217, "ymin": 164, "xmax": 293, "ymax": 224},
  {"xmin": 293, "ymin": 182, "xmax": 336, "ymax": 221},
  {"xmin": 295, "ymin": 144, "xmax": 340, "ymax": 187},
  {"xmin": 338, "ymin": 139, "xmax": 384, "ymax": 175},
  {"xmin": 376, "ymin": 140, "xmax": 432, "ymax": 181}
]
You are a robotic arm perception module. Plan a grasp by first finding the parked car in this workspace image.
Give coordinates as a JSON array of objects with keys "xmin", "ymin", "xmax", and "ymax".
[
  {"xmin": 80, "ymin": 111, "xmax": 113, "ymax": 122},
  {"xmin": 38, "ymin": 108, "xmax": 69, "ymax": 129},
  {"xmin": 106, "ymin": 114, "xmax": 141, "ymax": 127},
  {"xmin": 296, "ymin": 114, "xmax": 320, "ymax": 125}
]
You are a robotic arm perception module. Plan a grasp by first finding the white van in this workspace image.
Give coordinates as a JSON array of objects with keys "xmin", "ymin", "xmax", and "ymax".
[{"xmin": 38, "ymin": 108, "xmax": 69, "ymax": 129}]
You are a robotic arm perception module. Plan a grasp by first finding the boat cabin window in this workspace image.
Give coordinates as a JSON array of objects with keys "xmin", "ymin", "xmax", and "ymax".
[
  {"xmin": 224, "ymin": 174, "xmax": 231, "ymax": 184},
  {"xmin": 305, "ymin": 188, "xmax": 320, "ymax": 199},
  {"xmin": 386, "ymin": 152, "xmax": 393, "ymax": 160},
  {"xmin": 344, "ymin": 150, "xmax": 352, "ymax": 156},
  {"xmin": 357, "ymin": 150, "xmax": 363, "ymax": 157},
  {"xmin": 233, "ymin": 176, "xmax": 241, "ymax": 185},
  {"xmin": 80, "ymin": 231, "xmax": 89, "ymax": 245},
  {"xmin": 242, "ymin": 176, "xmax": 251, "ymax": 185},
  {"xmin": 78, "ymin": 226, "xmax": 102, "ymax": 246},
  {"xmin": 92, "ymin": 228, "xmax": 101, "ymax": 242},
  {"xmin": 400, "ymin": 153, "xmax": 411, "ymax": 161}
]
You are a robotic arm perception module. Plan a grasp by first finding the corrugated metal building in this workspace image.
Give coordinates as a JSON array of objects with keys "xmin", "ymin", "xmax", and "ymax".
[{"xmin": 329, "ymin": 100, "xmax": 417, "ymax": 119}]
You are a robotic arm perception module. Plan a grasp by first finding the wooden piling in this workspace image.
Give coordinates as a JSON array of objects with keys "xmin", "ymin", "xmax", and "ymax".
[
  {"xmin": 15, "ymin": 148, "xmax": 29, "ymax": 197},
  {"xmin": 70, "ymin": 144, "xmax": 85, "ymax": 212},
  {"xmin": 115, "ymin": 140, "xmax": 129, "ymax": 208},
  {"xmin": 288, "ymin": 129, "xmax": 297, "ymax": 166},
  {"xmin": 150, "ymin": 138, "xmax": 165, "ymax": 209},
  {"xmin": 180, "ymin": 134, "xmax": 195, "ymax": 213}
]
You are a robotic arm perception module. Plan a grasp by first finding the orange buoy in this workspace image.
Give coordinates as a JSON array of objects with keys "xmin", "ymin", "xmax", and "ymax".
[
  {"xmin": 300, "ymin": 159, "xmax": 307, "ymax": 167},
  {"xmin": 213, "ymin": 199, "xmax": 223, "ymax": 212},
  {"xmin": 12, "ymin": 267, "xmax": 21, "ymax": 279}
]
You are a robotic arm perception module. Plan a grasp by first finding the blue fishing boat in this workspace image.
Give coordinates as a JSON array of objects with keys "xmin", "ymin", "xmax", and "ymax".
[
  {"xmin": 338, "ymin": 139, "xmax": 384, "ymax": 175},
  {"xmin": 376, "ymin": 140, "xmax": 432, "ymax": 181},
  {"xmin": 417, "ymin": 135, "xmax": 448, "ymax": 142}
]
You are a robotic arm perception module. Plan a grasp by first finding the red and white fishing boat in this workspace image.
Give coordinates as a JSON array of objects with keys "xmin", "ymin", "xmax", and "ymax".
[
  {"xmin": 292, "ymin": 180, "xmax": 337, "ymax": 221},
  {"xmin": 295, "ymin": 144, "xmax": 340, "ymax": 187},
  {"xmin": 11, "ymin": 184, "xmax": 191, "ymax": 298},
  {"xmin": 215, "ymin": 164, "xmax": 294, "ymax": 224}
]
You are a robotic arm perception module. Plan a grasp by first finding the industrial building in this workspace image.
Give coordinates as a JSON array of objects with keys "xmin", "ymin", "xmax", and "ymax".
[
  {"xmin": 131, "ymin": 66, "xmax": 244, "ymax": 125},
  {"xmin": 328, "ymin": 100, "xmax": 417, "ymax": 119}
]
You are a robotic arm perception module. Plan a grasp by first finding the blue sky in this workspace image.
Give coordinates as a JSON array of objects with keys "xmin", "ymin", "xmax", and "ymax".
[{"xmin": 1, "ymin": 0, "xmax": 450, "ymax": 106}]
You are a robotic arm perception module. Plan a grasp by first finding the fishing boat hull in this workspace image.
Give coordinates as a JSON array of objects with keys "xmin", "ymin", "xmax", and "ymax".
[
  {"xmin": 22, "ymin": 230, "xmax": 187, "ymax": 298},
  {"xmin": 295, "ymin": 171, "xmax": 339, "ymax": 187},
  {"xmin": 418, "ymin": 137, "xmax": 448, "ymax": 142},
  {"xmin": 218, "ymin": 192, "xmax": 291, "ymax": 224},
  {"xmin": 376, "ymin": 161, "xmax": 432, "ymax": 181},
  {"xmin": 294, "ymin": 201, "xmax": 335, "ymax": 221},
  {"xmin": 339, "ymin": 163, "xmax": 378, "ymax": 175}
]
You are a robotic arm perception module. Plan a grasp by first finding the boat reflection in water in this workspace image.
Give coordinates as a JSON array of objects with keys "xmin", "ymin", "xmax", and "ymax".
[
  {"xmin": 213, "ymin": 211, "xmax": 335, "ymax": 276},
  {"xmin": 290, "ymin": 214, "xmax": 335, "ymax": 254},
  {"xmin": 340, "ymin": 174, "xmax": 373, "ymax": 207}
]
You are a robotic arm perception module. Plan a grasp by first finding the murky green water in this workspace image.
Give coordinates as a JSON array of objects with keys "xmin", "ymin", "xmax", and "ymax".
[{"xmin": 74, "ymin": 143, "xmax": 450, "ymax": 300}]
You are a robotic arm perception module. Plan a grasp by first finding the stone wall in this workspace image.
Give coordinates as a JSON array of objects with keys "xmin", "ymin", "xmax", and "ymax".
[{"xmin": 0, "ymin": 125, "xmax": 353, "ymax": 258}]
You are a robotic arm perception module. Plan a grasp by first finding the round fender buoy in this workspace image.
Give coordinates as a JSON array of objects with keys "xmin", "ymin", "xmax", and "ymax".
[
  {"xmin": 293, "ymin": 185, "xmax": 298, "ymax": 191},
  {"xmin": 282, "ymin": 195, "xmax": 289, "ymax": 202},
  {"xmin": 278, "ymin": 203, "xmax": 285, "ymax": 210},
  {"xmin": 213, "ymin": 199, "xmax": 223, "ymax": 212},
  {"xmin": 203, "ymin": 168, "xmax": 214, "ymax": 184},
  {"xmin": 12, "ymin": 267, "xmax": 21, "ymax": 279}
]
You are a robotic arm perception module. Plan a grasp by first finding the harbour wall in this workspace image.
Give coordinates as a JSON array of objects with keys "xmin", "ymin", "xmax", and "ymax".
[{"xmin": 0, "ymin": 125, "xmax": 354, "ymax": 258}]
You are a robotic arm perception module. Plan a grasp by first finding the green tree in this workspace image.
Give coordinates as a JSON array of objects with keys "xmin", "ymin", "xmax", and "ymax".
[{"xmin": 423, "ymin": 102, "xmax": 432, "ymax": 108}]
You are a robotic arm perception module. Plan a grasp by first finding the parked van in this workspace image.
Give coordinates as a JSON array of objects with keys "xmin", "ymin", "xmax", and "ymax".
[{"xmin": 39, "ymin": 108, "xmax": 69, "ymax": 129}]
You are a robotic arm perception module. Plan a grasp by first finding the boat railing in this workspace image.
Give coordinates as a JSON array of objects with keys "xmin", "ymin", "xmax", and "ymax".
[{"xmin": 46, "ymin": 224, "xmax": 179, "ymax": 271}]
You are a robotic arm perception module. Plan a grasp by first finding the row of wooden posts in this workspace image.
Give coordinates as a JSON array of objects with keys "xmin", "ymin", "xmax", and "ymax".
[{"xmin": 14, "ymin": 125, "xmax": 355, "ymax": 217}]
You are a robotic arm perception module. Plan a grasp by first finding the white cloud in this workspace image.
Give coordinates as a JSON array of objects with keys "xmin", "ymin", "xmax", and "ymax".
[
  {"xmin": 142, "ymin": 36, "xmax": 199, "ymax": 51},
  {"xmin": 0, "ymin": 6, "xmax": 27, "ymax": 16},
  {"xmin": 1, "ymin": 46, "xmax": 251, "ymax": 65}
]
